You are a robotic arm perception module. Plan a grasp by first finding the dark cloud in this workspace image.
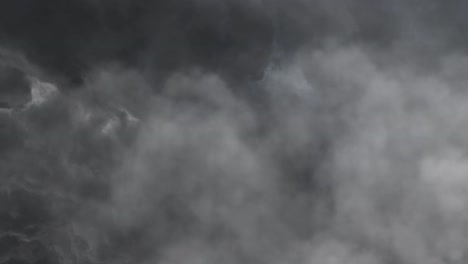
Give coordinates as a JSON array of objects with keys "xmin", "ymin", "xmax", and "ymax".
[
  {"xmin": 4, "ymin": 0, "xmax": 467, "ymax": 84},
  {"xmin": 1, "ymin": 1, "xmax": 468, "ymax": 264},
  {"xmin": 0, "ymin": 0, "xmax": 275, "ymax": 85}
]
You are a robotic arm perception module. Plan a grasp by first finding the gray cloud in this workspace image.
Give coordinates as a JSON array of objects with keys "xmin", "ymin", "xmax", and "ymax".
[{"xmin": 1, "ymin": 1, "xmax": 468, "ymax": 264}]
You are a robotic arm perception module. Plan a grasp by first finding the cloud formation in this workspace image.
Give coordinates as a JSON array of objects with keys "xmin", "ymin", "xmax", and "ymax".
[{"xmin": 1, "ymin": 1, "xmax": 468, "ymax": 264}]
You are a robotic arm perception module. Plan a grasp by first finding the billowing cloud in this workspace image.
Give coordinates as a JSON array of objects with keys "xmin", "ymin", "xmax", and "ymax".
[{"xmin": 1, "ymin": 1, "xmax": 468, "ymax": 264}]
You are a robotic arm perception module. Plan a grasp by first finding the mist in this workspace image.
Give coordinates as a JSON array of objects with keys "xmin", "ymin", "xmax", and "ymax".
[{"xmin": 1, "ymin": 1, "xmax": 468, "ymax": 264}]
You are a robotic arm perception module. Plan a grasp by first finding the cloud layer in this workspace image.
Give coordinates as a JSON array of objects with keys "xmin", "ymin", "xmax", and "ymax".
[{"xmin": 1, "ymin": 1, "xmax": 468, "ymax": 264}]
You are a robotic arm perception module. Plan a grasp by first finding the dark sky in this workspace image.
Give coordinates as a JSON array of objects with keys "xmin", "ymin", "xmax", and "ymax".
[{"xmin": 0, "ymin": 0, "xmax": 465, "ymax": 85}]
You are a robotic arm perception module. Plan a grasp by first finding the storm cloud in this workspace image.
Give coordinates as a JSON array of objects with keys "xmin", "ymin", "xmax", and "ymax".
[{"xmin": 1, "ymin": 1, "xmax": 468, "ymax": 264}]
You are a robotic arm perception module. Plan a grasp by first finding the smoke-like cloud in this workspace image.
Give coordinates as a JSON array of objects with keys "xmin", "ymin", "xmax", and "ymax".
[{"xmin": 1, "ymin": 1, "xmax": 468, "ymax": 264}]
